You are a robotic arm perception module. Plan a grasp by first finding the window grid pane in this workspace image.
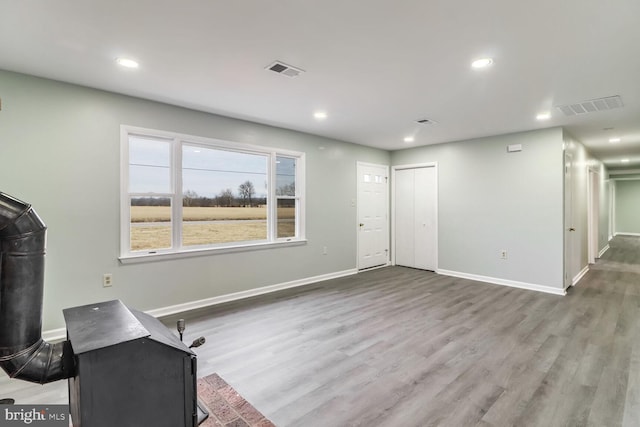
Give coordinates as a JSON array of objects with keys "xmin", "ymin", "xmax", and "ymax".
[
  {"xmin": 129, "ymin": 137, "xmax": 172, "ymax": 193},
  {"xmin": 181, "ymin": 145, "xmax": 269, "ymax": 247},
  {"xmin": 130, "ymin": 196, "xmax": 172, "ymax": 252},
  {"xmin": 276, "ymin": 198, "xmax": 297, "ymax": 239}
]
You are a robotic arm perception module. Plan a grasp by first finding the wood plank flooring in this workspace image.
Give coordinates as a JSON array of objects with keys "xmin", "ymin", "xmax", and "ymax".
[{"xmin": 2, "ymin": 236, "xmax": 640, "ymax": 426}]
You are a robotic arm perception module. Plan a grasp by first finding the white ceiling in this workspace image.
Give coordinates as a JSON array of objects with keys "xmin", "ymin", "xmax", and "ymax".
[{"xmin": 1, "ymin": 0, "xmax": 639, "ymax": 169}]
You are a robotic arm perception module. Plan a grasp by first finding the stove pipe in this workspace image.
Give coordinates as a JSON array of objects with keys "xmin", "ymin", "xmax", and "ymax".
[{"xmin": 0, "ymin": 192, "xmax": 71, "ymax": 384}]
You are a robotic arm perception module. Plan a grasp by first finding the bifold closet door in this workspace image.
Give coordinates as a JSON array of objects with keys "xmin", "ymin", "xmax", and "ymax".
[
  {"xmin": 395, "ymin": 168, "xmax": 415, "ymax": 267},
  {"xmin": 413, "ymin": 167, "xmax": 436, "ymax": 270},
  {"xmin": 394, "ymin": 166, "xmax": 436, "ymax": 270}
]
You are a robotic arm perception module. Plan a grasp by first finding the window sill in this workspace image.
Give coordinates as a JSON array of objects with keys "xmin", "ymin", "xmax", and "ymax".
[{"xmin": 119, "ymin": 239, "xmax": 307, "ymax": 264}]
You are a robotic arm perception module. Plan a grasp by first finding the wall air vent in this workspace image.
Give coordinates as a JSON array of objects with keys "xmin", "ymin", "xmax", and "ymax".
[
  {"xmin": 416, "ymin": 118, "xmax": 438, "ymax": 125},
  {"xmin": 555, "ymin": 95, "xmax": 623, "ymax": 116},
  {"xmin": 265, "ymin": 61, "xmax": 305, "ymax": 78}
]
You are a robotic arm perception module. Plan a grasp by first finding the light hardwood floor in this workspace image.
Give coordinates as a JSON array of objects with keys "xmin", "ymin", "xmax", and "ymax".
[{"xmin": 2, "ymin": 236, "xmax": 640, "ymax": 426}]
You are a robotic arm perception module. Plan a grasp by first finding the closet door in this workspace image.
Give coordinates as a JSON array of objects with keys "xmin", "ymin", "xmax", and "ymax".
[
  {"xmin": 394, "ymin": 166, "xmax": 437, "ymax": 270},
  {"xmin": 414, "ymin": 167, "xmax": 437, "ymax": 270},
  {"xmin": 394, "ymin": 168, "xmax": 415, "ymax": 267}
]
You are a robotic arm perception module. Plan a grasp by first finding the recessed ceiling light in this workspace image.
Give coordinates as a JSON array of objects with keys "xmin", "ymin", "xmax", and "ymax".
[
  {"xmin": 621, "ymin": 158, "xmax": 630, "ymax": 163},
  {"xmin": 609, "ymin": 137, "xmax": 621, "ymax": 143},
  {"xmin": 471, "ymin": 58, "xmax": 493, "ymax": 69},
  {"xmin": 536, "ymin": 112, "xmax": 551, "ymax": 121},
  {"xmin": 116, "ymin": 58, "xmax": 139, "ymax": 68},
  {"xmin": 313, "ymin": 111, "xmax": 327, "ymax": 120},
  {"xmin": 403, "ymin": 136, "xmax": 415, "ymax": 143}
]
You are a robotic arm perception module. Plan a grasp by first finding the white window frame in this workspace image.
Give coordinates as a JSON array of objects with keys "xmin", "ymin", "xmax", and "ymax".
[{"xmin": 120, "ymin": 125, "xmax": 306, "ymax": 263}]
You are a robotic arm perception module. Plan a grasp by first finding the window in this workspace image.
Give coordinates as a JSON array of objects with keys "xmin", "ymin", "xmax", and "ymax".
[{"xmin": 121, "ymin": 126, "xmax": 305, "ymax": 261}]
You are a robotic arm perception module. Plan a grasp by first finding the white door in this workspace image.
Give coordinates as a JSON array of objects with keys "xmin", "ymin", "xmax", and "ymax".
[
  {"xmin": 588, "ymin": 168, "xmax": 600, "ymax": 264},
  {"xmin": 357, "ymin": 163, "xmax": 389, "ymax": 270},
  {"xmin": 414, "ymin": 167, "xmax": 437, "ymax": 270},
  {"xmin": 394, "ymin": 165, "xmax": 437, "ymax": 271},
  {"xmin": 564, "ymin": 153, "xmax": 574, "ymax": 288},
  {"xmin": 394, "ymin": 168, "xmax": 415, "ymax": 267}
]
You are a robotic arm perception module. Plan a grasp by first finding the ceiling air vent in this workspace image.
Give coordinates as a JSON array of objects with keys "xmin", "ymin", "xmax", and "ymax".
[
  {"xmin": 555, "ymin": 95, "xmax": 623, "ymax": 116},
  {"xmin": 416, "ymin": 118, "xmax": 438, "ymax": 125},
  {"xmin": 265, "ymin": 61, "xmax": 305, "ymax": 78}
]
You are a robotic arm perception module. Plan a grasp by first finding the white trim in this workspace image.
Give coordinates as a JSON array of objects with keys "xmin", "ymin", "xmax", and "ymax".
[
  {"xmin": 42, "ymin": 327, "xmax": 67, "ymax": 343},
  {"xmin": 146, "ymin": 268, "xmax": 358, "ymax": 318},
  {"xmin": 391, "ymin": 162, "xmax": 438, "ymax": 270},
  {"xmin": 42, "ymin": 267, "xmax": 358, "ymax": 342},
  {"xmin": 393, "ymin": 162, "xmax": 438, "ymax": 171},
  {"xmin": 615, "ymin": 232, "xmax": 640, "ymax": 237},
  {"xmin": 611, "ymin": 180, "xmax": 616, "ymax": 236},
  {"xmin": 119, "ymin": 239, "xmax": 307, "ymax": 264},
  {"xmin": 572, "ymin": 265, "xmax": 589, "ymax": 287},
  {"xmin": 587, "ymin": 168, "xmax": 600, "ymax": 264},
  {"xmin": 598, "ymin": 244, "xmax": 610, "ymax": 258},
  {"xmin": 437, "ymin": 269, "xmax": 566, "ymax": 296},
  {"xmin": 609, "ymin": 168, "xmax": 640, "ymax": 176},
  {"xmin": 609, "ymin": 180, "xmax": 615, "ymax": 241},
  {"xmin": 120, "ymin": 125, "xmax": 131, "ymax": 256}
]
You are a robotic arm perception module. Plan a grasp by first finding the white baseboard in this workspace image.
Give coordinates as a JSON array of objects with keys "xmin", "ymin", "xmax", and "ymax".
[
  {"xmin": 42, "ymin": 268, "xmax": 359, "ymax": 341},
  {"xmin": 614, "ymin": 232, "xmax": 640, "ymax": 237},
  {"xmin": 42, "ymin": 328, "xmax": 67, "ymax": 342},
  {"xmin": 437, "ymin": 269, "xmax": 566, "ymax": 296},
  {"xmin": 147, "ymin": 268, "xmax": 358, "ymax": 318},
  {"xmin": 598, "ymin": 245, "xmax": 610, "ymax": 258},
  {"xmin": 572, "ymin": 265, "xmax": 589, "ymax": 286}
]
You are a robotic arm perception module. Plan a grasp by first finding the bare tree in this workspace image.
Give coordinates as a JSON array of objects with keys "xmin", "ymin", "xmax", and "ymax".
[
  {"xmin": 238, "ymin": 181, "xmax": 255, "ymax": 207},
  {"xmin": 276, "ymin": 183, "xmax": 295, "ymax": 196},
  {"xmin": 183, "ymin": 190, "xmax": 198, "ymax": 207},
  {"xmin": 217, "ymin": 189, "xmax": 234, "ymax": 207}
]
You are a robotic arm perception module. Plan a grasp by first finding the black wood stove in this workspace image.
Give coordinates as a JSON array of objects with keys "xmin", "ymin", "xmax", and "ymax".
[
  {"xmin": 64, "ymin": 300, "xmax": 200, "ymax": 427},
  {"xmin": 0, "ymin": 192, "xmax": 207, "ymax": 426}
]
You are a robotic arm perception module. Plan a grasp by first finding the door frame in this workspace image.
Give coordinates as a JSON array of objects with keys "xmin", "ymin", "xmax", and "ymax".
[
  {"xmin": 608, "ymin": 179, "xmax": 615, "ymax": 240},
  {"xmin": 356, "ymin": 161, "xmax": 390, "ymax": 270},
  {"xmin": 587, "ymin": 167, "xmax": 600, "ymax": 264},
  {"xmin": 564, "ymin": 152, "xmax": 574, "ymax": 289},
  {"xmin": 391, "ymin": 162, "xmax": 438, "ymax": 269}
]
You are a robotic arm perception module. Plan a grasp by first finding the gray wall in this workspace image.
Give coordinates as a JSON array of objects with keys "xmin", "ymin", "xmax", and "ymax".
[
  {"xmin": 0, "ymin": 70, "xmax": 389, "ymax": 330},
  {"xmin": 391, "ymin": 128, "xmax": 565, "ymax": 290},
  {"xmin": 615, "ymin": 179, "xmax": 640, "ymax": 234}
]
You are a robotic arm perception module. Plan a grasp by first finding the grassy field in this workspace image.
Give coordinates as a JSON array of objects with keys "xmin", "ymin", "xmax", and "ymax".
[
  {"xmin": 131, "ymin": 206, "xmax": 274, "ymax": 222},
  {"xmin": 130, "ymin": 206, "xmax": 295, "ymax": 251}
]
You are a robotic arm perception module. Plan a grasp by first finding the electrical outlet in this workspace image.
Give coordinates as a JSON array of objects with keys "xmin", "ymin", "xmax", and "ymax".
[
  {"xmin": 103, "ymin": 273, "xmax": 113, "ymax": 287},
  {"xmin": 500, "ymin": 250, "xmax": 508, "ymax": 260},
  {"xmin": 323, "ymin": 246, "xmax": 328, "ymax": 255}
]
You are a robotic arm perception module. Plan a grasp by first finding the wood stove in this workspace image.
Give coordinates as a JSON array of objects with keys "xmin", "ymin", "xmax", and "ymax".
[
  {"xmin": 0, "ymin": 192, "xmax": 207, "ymax": 426},
  {"xmin": 64, "ymin": 300, "xmax": 199, "ymax": 427}
]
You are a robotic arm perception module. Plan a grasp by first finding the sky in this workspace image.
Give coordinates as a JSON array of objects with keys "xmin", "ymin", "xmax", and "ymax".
[{"xmin": 128, "ymin": 136, "xmax": 295, "ymax": 198}]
